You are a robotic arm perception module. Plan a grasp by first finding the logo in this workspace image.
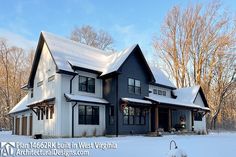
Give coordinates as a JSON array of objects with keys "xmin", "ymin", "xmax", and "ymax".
[{"xmin": 0, "ymin": 142, "xmax": 15, "ymax": 157}]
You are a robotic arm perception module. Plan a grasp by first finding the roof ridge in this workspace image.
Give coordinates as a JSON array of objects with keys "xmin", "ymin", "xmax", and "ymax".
[{"xmin": 41, "ymin": 31, "xmax": 110, "ymax": 56}]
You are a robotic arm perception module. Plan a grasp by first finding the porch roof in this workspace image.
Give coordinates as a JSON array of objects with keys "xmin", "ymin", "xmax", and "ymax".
[
  {"xmin": 121, "ymin": 97, "xmax": 152, "ymax": 105},
  {"xmin": 9, "ymin": 95, "xmax": 29, "ymax": 114},
  {"xmin": 64, "ymin": 93, "xmax": 109, "ymax": 104},
  {"xmin": 27, "ymin": 97, "xmax": 55, "ymax": 108},
  {"xmin": 145, "ymin": 96, "xmax": 210, "ymax": 111}
]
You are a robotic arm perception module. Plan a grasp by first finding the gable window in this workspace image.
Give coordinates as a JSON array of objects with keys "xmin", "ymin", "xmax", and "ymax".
[
  {"xmin": 128, "ymin": 78, "xmax": 141, "ymax": 94},
  {"xmin": 158, "ymin": 90, "xmax": 162, "ymax": 95},
  {"xmin": 37, "ymin": 81, "xmax": 43, "ymax": 87},
  {"xmin": 79, "ymin": 105, "xmax": 99, "ymax": 125},
  {"xmin": 194, "ymin": 112, "xmax": 203, "ymax": 121},
  {"xmin": 162, "ymin": 91, "xmax": 166, "ymax": 96},
  {"xmin": 123, "ymin": 106, "xmax": 146, "ymax": 125},
  {"xmin": 79, "ymin": 76, "xmax": 95, "ymax": 93},
  {"xmin": 48, "ymin": 75, "xmax": 55, "ymax": 82}
]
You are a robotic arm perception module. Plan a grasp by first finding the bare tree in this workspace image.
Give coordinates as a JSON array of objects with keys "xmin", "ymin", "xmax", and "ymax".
[
  {"xmin": 70, "ymin": 25, "xmax": 114, "ymax": 51},
  {"xmin": 153, "ymin": 1, "xmax": 236, "ymax": 130},
  {"xmin": 0, "ymin": 39, "xmax": 32, "ymax": 129}
]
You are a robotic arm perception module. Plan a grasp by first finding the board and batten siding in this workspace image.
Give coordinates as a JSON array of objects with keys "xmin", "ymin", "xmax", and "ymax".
[
  {"xmin": 59, "ymin": 70, "xmax": 104, "ymax": 137},
  {"xmin": 193, "ymin": 93, "xmax": 207, "ymax": 132},
  {"xmin": 30, "ymin": 42, "xmax": 59, "ymax": 137}
]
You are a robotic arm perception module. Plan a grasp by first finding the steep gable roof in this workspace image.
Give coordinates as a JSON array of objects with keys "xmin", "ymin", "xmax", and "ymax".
[{"xmin": 27, "ymin": 31, "xmax": 156, "ymax": 87}]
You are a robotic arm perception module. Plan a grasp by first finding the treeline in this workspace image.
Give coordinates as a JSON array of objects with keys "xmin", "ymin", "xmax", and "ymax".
[{"xmin": 0, "ymin": 39, "xmax": 34, "ymax": 129}]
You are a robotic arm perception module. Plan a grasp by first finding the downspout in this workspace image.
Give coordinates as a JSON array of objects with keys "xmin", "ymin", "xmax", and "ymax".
[
  {"xmin": 72, "ymin": 102, "xmax": 78, "ymax": 138},
  {"xmin": 69, "ymin": 67, "xmax": 78, "ymax": 137},
  {"xmin": 116, "ymin": 75, "xmax": 119, "ymax": 137},
  {"xmin": 70, "ymin": 74, "xmax": 76, "ymax": 94}
]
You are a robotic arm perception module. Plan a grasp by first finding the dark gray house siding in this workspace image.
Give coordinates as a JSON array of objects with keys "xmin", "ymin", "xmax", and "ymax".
[
  {"xmin": 103, "ymin": 77, "xmax": 118, "ymax": 135},
  {"xmin": 103, "ymin": 46, "xmax": 153, "ymax": 135}
]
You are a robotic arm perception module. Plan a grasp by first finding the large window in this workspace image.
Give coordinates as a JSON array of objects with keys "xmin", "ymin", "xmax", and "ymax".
[
  {"xmin": 123, "ymin": 106, "xmax": 146, "ymax": 125},
  {"xmin": 79, "ymin": 105, "xmax": 99, "ymax": 125},
  {"xmin": 128, "ymin": 78, "xmax": 141, "ymax": 94},
  {"xmin": 79, "ymin": 76, "xmax": 95, "ymax": 93}
]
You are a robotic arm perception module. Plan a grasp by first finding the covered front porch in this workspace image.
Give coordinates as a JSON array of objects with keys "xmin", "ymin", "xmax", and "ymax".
[
  {"xmin": 150, "ymin": 106, "xmax": 193, "ymax": 132},
  {"xmin": 146, "ymin": 96, "xmax": 209, "ymax": 133}
]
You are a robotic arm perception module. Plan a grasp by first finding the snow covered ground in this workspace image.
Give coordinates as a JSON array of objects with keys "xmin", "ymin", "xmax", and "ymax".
[{"xmin": 0, "ymin": 131, "xmax": 235, "ymax": 157}]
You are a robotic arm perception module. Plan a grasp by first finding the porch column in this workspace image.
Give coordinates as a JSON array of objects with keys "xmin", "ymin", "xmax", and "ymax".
[
  {"xmin": 155, "ymin": 107, "xmax": 159, "ymax": 131},
  {"xmin": 191, "ymin": 111, "xmax": 194, "ymax": 131},
  {"xmin": 168, "ymin": 109, "xmax": 172, "ymax": 131}
]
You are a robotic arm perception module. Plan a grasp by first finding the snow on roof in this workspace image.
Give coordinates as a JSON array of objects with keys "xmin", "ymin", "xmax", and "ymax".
[
  {"xmin": 150, "ymin": 66, "xmax": 176, "ymax": 88},
  {"xmin": 121, "ymin": 97, "xmax": 152, "ymax": 104},
  {"xmin": 145, "ymin": 95, "xmax": 209, "ymax": 111},
  {"xmin": 42, "ymin": 31, "xmax": 138, "ymax": 76},
  {"xmin": 9, "ymin": 95, "xmax": 29, "ymax": 114},
  {"xmin": 42, "ymin": 31, "xmax": 110, "ymax": 73},
  {"xmin": 64, "ymin": 93, "xmax": 109, "ymax": 104},
  {"xmin": 173, "ymin": 85, "xmax": 200, "ymax": 103},
  {"xmin": 100, "ymin": 44, "xmax": 137, "ymax": 76}
]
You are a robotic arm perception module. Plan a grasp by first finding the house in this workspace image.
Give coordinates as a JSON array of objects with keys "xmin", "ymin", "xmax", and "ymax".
[{"xmin": 9, "ymin": 31, "xmax": 210, "ymax": 137}]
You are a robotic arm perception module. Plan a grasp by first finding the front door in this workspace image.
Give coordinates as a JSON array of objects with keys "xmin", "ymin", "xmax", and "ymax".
[{"xmin": 159, "ymin": 108, "xmax": 169, "ymax": 131}]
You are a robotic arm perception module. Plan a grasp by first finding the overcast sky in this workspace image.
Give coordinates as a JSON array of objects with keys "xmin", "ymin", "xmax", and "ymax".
[{"xmin": 0, "ymin": 0, "xmax": 235, "ymax": 59}]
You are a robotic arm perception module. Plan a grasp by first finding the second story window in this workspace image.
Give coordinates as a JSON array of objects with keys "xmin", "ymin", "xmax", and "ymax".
[
  {"xmin": 128, "ymin": 78, "xmax": 141, "ymax": 95},
  {"xmin": 158, "ymin": 90, "xmax": 167, "ymax": 96},
  {"xmin": 153, "ymin": 89, "xmax": 157, "ymax": 94},
  {"xmin": 79, "ymin": 76, "xmax": 95, "ymax": 93}
]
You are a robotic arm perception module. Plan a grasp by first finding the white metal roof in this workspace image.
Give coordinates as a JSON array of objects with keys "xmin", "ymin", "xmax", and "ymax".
[
  {"xmin": 64, "ymin": 93, "xmax": 109, "ymax": 104},
  {"xmin": 121, "ymin": 97, "xmax": 152, "ymax": 104},
  {"xmin": 173, "ymin": 85, "xmax": 200, "ymax": 103},
  {"xmin": 150, "ymin": 66, "xmax": 176, "ymax": 88},
  {"xmin": 145, "ymin": 95, "xmax": 209, "ymax": 111},
  {"xmin": 9, "ymin": 95, "xmax": 29, "ymax": 114}
]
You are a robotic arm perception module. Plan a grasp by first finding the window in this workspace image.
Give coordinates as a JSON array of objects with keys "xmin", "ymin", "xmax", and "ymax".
[
  {"xmin": 109, "ymin": 106, "xmax": 114, "ymax": 125},
  {"xmin": 79, "ymin": 76, "xmax": 95, "ymax": 93},
  {"xmin": 37, "ymin": 81, "xmax": 43, "ymax": 87},
  {"xmin": 153, "ymin": 89, "xmax": 157, "ymax": 94},
  {"xmin": 50, "ymin": 106, "xmax": 54, "ymax": 119},
  {"xmin": 158, "ymin": 90, "xmax": 167, "ymax": 96},
  {"xmin": 123, "ymin": 106, "xmax": 146, "ymax": 125},
  {"xmin": 48, "ymin": 75, "xmax": 55, "ymax": 82},
  {"xmin": 194, "ymin": 112, "xmax": 202, "ymax": 121},
  {"xmin": 128, "ymin": 78, "xmax": 141, "ymax": 94},
  {"xmin": 79, "ymin": 105, "xmax": 99, "ymax": 125}
]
